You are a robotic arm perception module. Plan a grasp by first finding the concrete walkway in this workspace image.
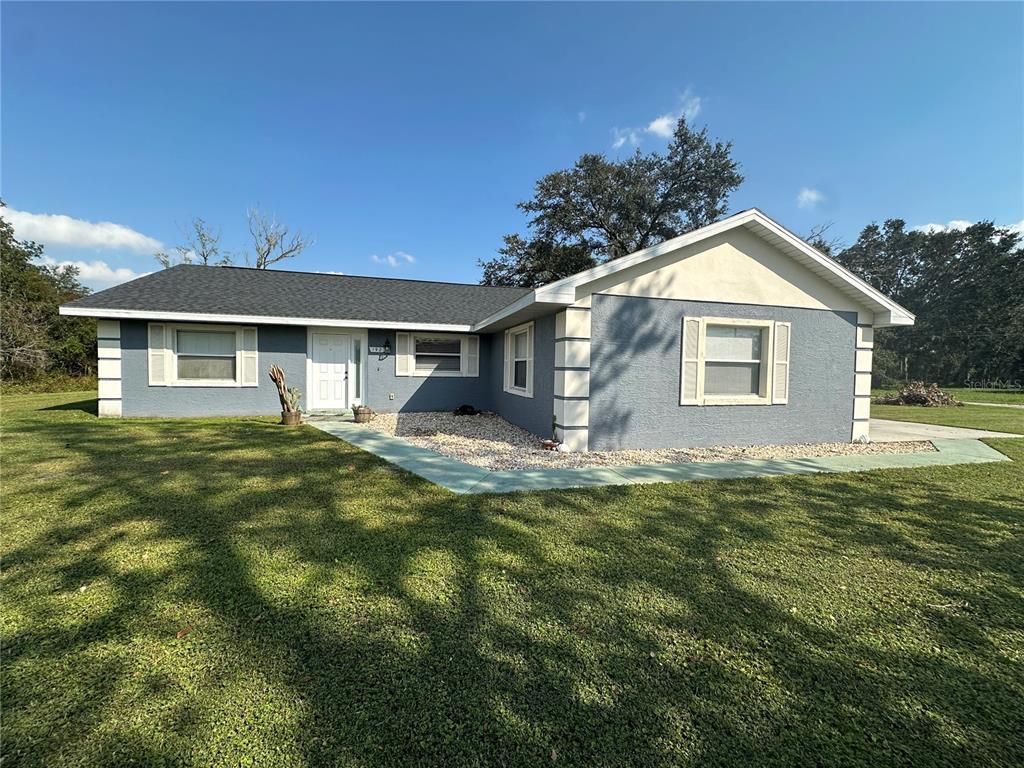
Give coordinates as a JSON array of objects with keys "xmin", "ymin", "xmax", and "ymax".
[
  {"xmin": 869, "ymin": 418, "xmax": 1021, "ymax": 442},
  {"xmin": 310, "ymin": 420, "xmax": 1012, "ymax": 495}
]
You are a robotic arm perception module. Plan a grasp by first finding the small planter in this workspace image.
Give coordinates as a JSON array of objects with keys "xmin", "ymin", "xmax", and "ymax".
[
  {"xmin": 353, "ymin": 405, "xmax": 373, "ymax": 424},
  {"xmin": 280, "ymin": 410, "xmax": 302, "ymax": 426},
  {"xmin": 541, "ymin": 439, "xmax": 560, "ymax": 451}
]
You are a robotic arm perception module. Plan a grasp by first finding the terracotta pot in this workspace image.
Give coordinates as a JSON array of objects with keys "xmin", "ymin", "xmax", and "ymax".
[
  {"xmin": 353, "ymin": 406, "xmax": 373, "ymax": 424},
  {"xmin": 280, "ymin": 410, "xmax": 302, "ymax": 426}
]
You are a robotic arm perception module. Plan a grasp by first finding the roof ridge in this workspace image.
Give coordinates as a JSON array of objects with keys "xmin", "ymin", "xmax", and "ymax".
[{"xmin": 174, "ymin": 263, "xmax": 527, "ymax": 291}]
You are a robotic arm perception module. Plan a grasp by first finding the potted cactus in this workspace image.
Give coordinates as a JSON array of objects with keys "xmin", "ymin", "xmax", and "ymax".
[
  {"xmin": 353, "ymin": 404, "xmax": 373, "ymax": 423},
  {"xmin": 269, "ymin": 364, "xmax": 302, "ymax": 425}
]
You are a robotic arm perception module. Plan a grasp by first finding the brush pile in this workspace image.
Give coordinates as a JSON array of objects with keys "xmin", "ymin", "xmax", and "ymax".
[{"xmin": 873, "ymin": 381, "xmax": 962, "ymax": 407}]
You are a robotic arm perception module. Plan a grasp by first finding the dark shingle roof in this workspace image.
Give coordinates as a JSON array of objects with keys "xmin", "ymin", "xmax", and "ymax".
[{"xmin": 64, "ymin": 265, "xmax": 531, "ymax": 326}]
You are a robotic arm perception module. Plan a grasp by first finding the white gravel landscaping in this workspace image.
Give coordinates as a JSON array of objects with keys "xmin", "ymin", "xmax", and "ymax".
[{"xmin": 361, "ymin": 411, "xmax": 935, "ymax": 471}]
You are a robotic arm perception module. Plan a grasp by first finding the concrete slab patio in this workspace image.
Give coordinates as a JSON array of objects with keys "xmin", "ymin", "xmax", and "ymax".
[
  {"xmin": 869, "ymin": 418, "xmax": 1021, "ymax": 442},
  {"xmin": 311, "ymin": 420, "xmax": 1014, "ymax": 495}
]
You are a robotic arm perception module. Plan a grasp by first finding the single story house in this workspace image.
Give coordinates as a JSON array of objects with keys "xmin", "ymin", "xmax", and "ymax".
[{"xmin": 60, "ymin": 209, "xmax": 914, "ymax": 451}]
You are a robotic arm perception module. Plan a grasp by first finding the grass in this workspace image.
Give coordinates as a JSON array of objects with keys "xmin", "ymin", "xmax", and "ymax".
[
  {"xmin": 873, "ymin": 387, "xmax": 1024, "ymax": 405},
  {"xmin": 3, "ymin": 391, "xmax": 1023, "ymax": 767},
  {"xmin": 872, "ymin": 403, "xmax": 1024, "ymax": 434}
]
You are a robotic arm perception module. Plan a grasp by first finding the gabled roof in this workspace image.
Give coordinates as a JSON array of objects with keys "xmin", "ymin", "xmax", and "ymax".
[
  {"xmin": 60, "ymin": 209, "xmax": 914, "ymax": 331},
  {"xmin": 60, "ymin": 265, "xmax": 531, "ymax": 331},
  {"xmin": 471, "ymin": 208, "xmax": 916, "ymax": 330}
]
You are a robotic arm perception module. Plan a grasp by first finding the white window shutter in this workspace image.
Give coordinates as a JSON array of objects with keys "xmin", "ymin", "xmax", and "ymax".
[
  {"xmin": 680, "ymin": 317, "xmax": 701, "ymax": 405},
  {"xmin": 525, "ymin": 324, "xmax": 534, "ymax": 397},
  {"xmin": 464, "ymin": 335, "xmax": 479, "ymax": 377},
  {"xmin": 772, "ymin": 321, "xmax": 791, "ymax": 404},
  {"xmin": 148, "ymin": 323, "xmax": 169, "ymax": 386},
  {"xmin": 240, "ymin": 327, "xmax": 258, "ymax": 387},
  {"xmin": 503, "ymin": 330, "xmax": 511, "ymax": 389},
  {"xmin": 395, "ymin": 333, "xmax": 411, "ymax": 376}
]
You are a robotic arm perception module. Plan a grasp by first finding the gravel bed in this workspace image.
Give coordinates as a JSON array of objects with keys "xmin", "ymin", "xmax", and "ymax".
[{"xmin": 361, "ymin": 411, "xmax": 935, "ymax": 471}]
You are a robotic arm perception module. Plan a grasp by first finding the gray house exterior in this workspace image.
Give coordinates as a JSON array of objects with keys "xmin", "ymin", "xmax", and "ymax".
[{"xmin": 61, "ymin": 209, "xmax": 914, "ymax": 450}]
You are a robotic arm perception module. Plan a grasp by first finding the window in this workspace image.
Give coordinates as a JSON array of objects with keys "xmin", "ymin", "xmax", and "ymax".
[
  {"xmin": 147, "ymin": 323, "xmax": 258, "ymax": 387},
  {"xmin": 176, "ymin": 330, "xmax": 237, "ymax": 381},
  {"xmin": 503, "ymin": 322, "xmax": 534, "ymax": 397},
  {"xmin": 704, "ymin": 325, "xmax": 763, "ymax": 396},
  {"xmin": 394, "ymin": 333, "xmax": 479, "ymax": 378},
  {"xmin": 414, "ymin": 336, "xmax": 462, "ymax": 374},
  {"xmin": 680, "ymin": 317, "xmax": 790, "ymax": 406},
  {"xmin": 352, "ymin": 338, "xmax": 362, "ymax": 398}
]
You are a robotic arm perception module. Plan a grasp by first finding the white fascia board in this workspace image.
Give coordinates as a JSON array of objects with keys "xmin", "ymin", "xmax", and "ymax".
[
  {"xmin": 58, "ymin": 305, "xmax": 472, "ymax": 332},
  {"xmin": 873, "ymin": 309, "xmax": 915, "ymax": 328}
]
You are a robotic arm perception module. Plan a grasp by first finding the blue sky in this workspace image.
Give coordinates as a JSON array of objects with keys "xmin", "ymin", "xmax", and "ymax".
[{"xmin": 3, "ymin": 1, "xmax": 1022, "ymax": 289}]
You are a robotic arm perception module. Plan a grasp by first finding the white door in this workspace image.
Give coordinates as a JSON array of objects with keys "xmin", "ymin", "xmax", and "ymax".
[{"xmin": 312, "ymin": 333, "xmax": 351, "ymax": 409}]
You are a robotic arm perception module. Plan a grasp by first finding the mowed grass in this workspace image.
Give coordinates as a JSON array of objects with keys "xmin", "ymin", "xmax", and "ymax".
[
  {"xmin": 873, "ymin": 387, "xmax": 1024, "ymax": 406},
  {"xmin": 3, "ymin": 392, "xmax": 1023, "ymax": 768},
  {"xmin": 872, "ymin": 403, "xmax": 1024, "ymax": 434},
  {"xmin": 943, "ymin": 388, "xmax": 1024, "ymax": 405}
]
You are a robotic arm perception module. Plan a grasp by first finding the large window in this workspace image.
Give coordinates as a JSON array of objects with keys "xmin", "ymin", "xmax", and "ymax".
[
  {"xmin": 680, "ymin": 317, "xmax": 790, "ymax": 406},
  {"xmin": 176, "ymin": 330, "xmax": 237, "ymax": 381},
  {"xmin": 503, "ymin": 321, "xmax": 534, "ymax": 397},
  {"xmin": 147, "ymin": 323, "xmax": 258, "ymax": 388}
]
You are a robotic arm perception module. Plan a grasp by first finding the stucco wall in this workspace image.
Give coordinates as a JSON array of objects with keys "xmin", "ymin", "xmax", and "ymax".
[
  {"xmin": 588, "ymin": 294, "xmax": 857, "ymax": 450},
  {"xmin": 120, "ymin": 320, "xmax": 307, "ymax": 417},
  {"xmin": 363, "ymin": 329, "xmax": 492, "ymax": 413},
  {"xmin": 485, "ymin": 313, "xmax": 557, "ymax": 439}
]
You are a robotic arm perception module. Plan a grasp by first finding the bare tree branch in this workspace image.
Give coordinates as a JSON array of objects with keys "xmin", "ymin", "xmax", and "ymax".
[{"xmin": 246, "ymin": 206, "xmax": 313, "ymax": 269}]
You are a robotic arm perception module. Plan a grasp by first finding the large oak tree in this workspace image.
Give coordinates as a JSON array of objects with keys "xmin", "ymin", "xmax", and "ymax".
[{"xmin": 480, "ymin": 117, "xmax": 743, "ymax": 287}]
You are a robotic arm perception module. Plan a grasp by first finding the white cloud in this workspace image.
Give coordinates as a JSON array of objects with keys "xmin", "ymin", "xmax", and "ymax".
[
  {"xmin": 36, "ymin": 255, "xmax": 150, "ymax": 290},
  {"xmin": 612, "ymin": 87, "xmax": 703, "ymax": 149},
  {"xmin": 611, "ymin": 127, "xmax": 640, "ymax": 150},
  {"xmin": 316, "ymin": 270, "xmax": 346, "ymax": 275},
  {"xmin": 797, "ymin": 188, "xmax": 825, "ymax": 210},
  {"xmin": 912, "ymin": 218, "xmax": 1024, "ymax": 236},
  {"xmin": 646, "ymin": 88, "xmax": 702, "ymax": 138},
  {"xmin": 912, "ymin": 219, "xmax": 971, "ymax": 234},
  {"xmin": 5, "ymin": 208, "xmax": 163, "ymax": 254},
  {"xmin": 370, "ymin": 251, "xmax": 415, "ymax": 268}
]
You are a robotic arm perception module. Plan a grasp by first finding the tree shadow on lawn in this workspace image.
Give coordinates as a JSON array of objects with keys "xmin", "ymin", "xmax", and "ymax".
[{"xmin": 3, "ymin": 413, "xmax": 1023, "ymax": 767}]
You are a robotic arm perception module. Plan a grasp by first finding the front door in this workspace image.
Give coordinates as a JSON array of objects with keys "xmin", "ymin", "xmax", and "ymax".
[{"xmin": 312, "ymin": 333, "xmax": 351, "ymax": 409}]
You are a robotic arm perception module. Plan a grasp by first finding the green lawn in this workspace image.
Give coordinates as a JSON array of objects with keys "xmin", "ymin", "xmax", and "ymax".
[
  {"xmin": 873, "ymin": 387, "xmax": 1024, "ymax": 405},
  {"xmin": 872, "ymin": 403, "xmax": 1024, "ymax": 434},
  {"xmin": 4, "ymin": 392, "xmax": 1023, "ymax": 767}
]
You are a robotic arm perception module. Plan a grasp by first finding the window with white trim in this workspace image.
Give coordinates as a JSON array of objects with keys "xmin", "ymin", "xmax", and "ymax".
[
  {"xmin": 394, "ymin": 333, "xmax": 479, "ymax": 377},
  {"xmin": 176, "ymin": 329, "xmax": 237, "ymax": 381},
  {"xmin": 503, "ymin": 322, "xmax": 534, "ymax": 397},
  {"xmin": 680, "ymin": 317, "xmax": 790, "ymax": 406},
  {"xmin": 147, "ymin": 323, "xmax": 258, "ymax": 387}
]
